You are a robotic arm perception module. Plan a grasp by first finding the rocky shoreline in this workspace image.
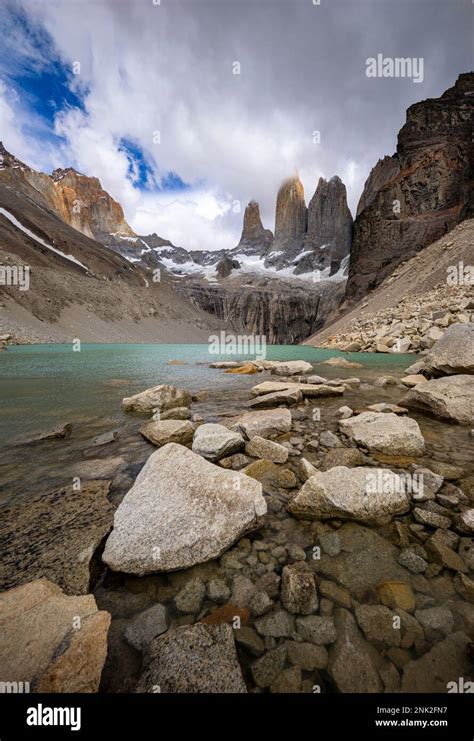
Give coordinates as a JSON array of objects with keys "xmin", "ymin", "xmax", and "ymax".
[{"xmin": 1, "ymin": 333, "xmax": 473, "ymax": 694}]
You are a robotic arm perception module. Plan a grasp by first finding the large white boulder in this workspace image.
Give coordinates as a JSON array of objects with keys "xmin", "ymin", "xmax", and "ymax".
[
  {"xmin": 123, "ymin": 384, "xmax": 191, "ymax": 413},
  {"xmin": 288, "ymin": 466, "xmax": 411, "ymax": 526},
  {"xmin": 423, "ymin": 323, "xmax": 474, "ymax": 376},
  {"xmin": 403, "ymin": 375, "xmax": 474, "ymax": 425},
  {"xmin": 192, "ymin": 423, "xmax": 244, "ymax": 461},
  {"xmin": 229, "ymin": 408, "xmax": 292, "ymax": 439},
  {"xmin": 272, "ymin": 360, "xmax": 313, "ymax": 376},
  {"xmin": 102, "ymin": 443, "xmax": 266, "ymax": 574},
  {"xmin": 339, "ymin": 411, "xmax": 425, "ymax": 456}
]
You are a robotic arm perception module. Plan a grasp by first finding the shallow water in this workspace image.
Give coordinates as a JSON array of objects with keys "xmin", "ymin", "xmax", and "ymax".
[
  {"xmin": 0, "ymin": 343, "xmax": 413, "ymax": 501},
  {"xmin": 1, "ymin": 343, "xmax": 473, "ymax": 693}
]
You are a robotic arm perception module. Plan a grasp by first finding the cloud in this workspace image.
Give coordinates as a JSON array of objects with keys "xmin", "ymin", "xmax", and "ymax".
[{"xmin": 2, "ymin": 0, "xmax": 472, "ymax": 250}]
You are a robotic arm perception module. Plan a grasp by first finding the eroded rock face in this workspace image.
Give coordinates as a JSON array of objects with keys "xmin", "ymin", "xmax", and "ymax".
[
  {"xmin": 302, "ymin": 176, "xmax": 353, "ymax": 275},
  {"xmin": 423, "ymin": 323, "xmax": 474, "ymax": 376},
  {"xmin": 137, "ymin": 624, "xmax": 247, "ymax": 693},
  {"xmin": 287, "ymin": 466, "xmax": 410, "ymax": 526},
  {"xmin": 346, "ymin": 73, "xmax": 474, "ymax": 301},
  {"xmin": 403, "ymin": 375, "xmax": 474, "ymax": 425},
  {"xmin": 339, "ymin": 411, "xmax": 425, "ymax": 456},
  {"xmin": 0, "ymin": 578, "xmax": 110, "ymax": 692},
  {"xmin": 102, "ymin": 443, "xmax": 266, "ymax": 574}
]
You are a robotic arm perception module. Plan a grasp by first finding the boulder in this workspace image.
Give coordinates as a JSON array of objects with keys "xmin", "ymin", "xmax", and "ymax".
[
  {"xmin": 248, "ymin": 387, "xmax": 303, "ymax": 408},
  {"xmin": 140, "ymin": 420, "xmax": 194, "ymax": 447},
  {"xmin": 157, "ymin": 407, "xmax": 191, "ymax": 420},
  {"xmin": 403, "ymin": 375, "xmax": 474, "ymax": 425},
  {"xmin": 401, "ymin": 374, "xmax": 426, "ymax": 387},
  {"xmin": 423, "ymin": 323, "xmax": 474, "ymax": 376},
  {"xmin": 224, "ymin": 363, "xmax": 258, "ymax": 374},
  {"xmin": 281, "ymin": 564, "xmax": 318, "ymax": 615},
  {"xmin": 124, "ymin": 604, "xmax": 168, "ymax": 651},
  {"xmin": 192, "ymin": 423, "xmax": 244, "ymax": 461},
  {"xmin": 136, "ymin": 623, "xmax": 246, "ymax": 693},
  {"xmin": 272, "ymin": 360, "xmax": 312, "ymax": 375},
  {"xmin": 319, "ymin": 357, "xmax": 362, "ymax": 369},
  {"xmin": 401, "ymin": 632, "xmax": 472, "ymax": 692},
  {"xmin": 245, "ymin": 436, "xmax": 289, "ymax": 463},
  {"xmin": 102, "ymin": 444, "xmax": 266, "ymax": 574},
  {"xmin": 288, "ymin": 466, "xmax": 410, "ymax": 526},
  {"xmin": 339, "ymin": 411, "xmax": 425, "ymax": 456},
  {"xmin": 123, "ymin": 384, "xmax": 192, "ymax": 413},
  {"xmin": 0, "ymin": 579, "xmax": 110, "ymax": 692},
  {"xmin": 229, "ymin": 408, "xmax": 292, "ymax": 439},
  {"xmin": 328, "ymin": 609, "xmax": 382, "ymax": 692},
  {"xmin": 0, "ymin": 480, "xmax": 114, "ymax": 595}
]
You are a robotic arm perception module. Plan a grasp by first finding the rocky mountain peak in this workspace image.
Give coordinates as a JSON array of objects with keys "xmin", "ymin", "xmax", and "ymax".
[
  {"xmin": 0, "ymin": 142, "xmax": 28, "ymax": 171},
  {"xmin": 236, "ymin": 200, "xmax": 273, "ymax": 253},
  {"xmin": 273, "ymin": 175, "xmax": 307, "ymax": 246},
  {"xmin": 346, "ymin": 72, "xmax": 474, "ymax": 302}
]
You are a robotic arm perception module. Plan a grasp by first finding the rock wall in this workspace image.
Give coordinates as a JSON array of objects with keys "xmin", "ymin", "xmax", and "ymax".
[
  {"xmin": 0, "ymin": 143, "xmax": 135, "ymax": 240},
  {"xmin": 176, "ymin": 276, "xmax": 345, "ymax": 345},
  {"xmin": 236, "ymin": 200, "xmax": 273, "ymax": 254},
  {"xmin": 346, "ymin": 73, "xmax": 474, "ymax": 302}
]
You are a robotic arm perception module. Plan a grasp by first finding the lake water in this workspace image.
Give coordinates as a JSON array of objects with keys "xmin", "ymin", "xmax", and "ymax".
[{"xmin": 0, "ymin": 342, "xmax": 462, "ymax": 503}]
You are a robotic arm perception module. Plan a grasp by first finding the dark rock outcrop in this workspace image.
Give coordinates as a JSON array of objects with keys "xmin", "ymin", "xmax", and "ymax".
[
  {"xmin": 346, "ymin": 73, "xmax": 474, "ymax": 301},
  {"xmin": 236, "ymin": 200, "xmax": 273, "ymax": 254},
  {"xmin": 265, "ymin": 176, "xmax": 307, "ymax": 262},
  {"xmin": 216, "ymin": 257, "xmax": 241, "ymax": 279},
  {"xmin": 300, "ymin": 176, "xmax": 352, "ymax": 275},
  {"xmin": 176, "ymin": 275, "xmax": 345, "ymax": 344}
]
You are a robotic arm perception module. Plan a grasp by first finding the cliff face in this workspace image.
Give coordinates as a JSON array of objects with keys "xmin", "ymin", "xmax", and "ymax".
[
  {"xmin": 263, "ymin": 174, "xmax": 352, "ymax": 276},
  {"xmin": 236, "ymin": 200, "xmax": 273, "ymax": 254},
  {"xmin": 265, "ymin": 176, "xmax": 307, "ymax": 262},
  {"xmin": 346, "ymin": 73, "xmax": 474, "ymax": 301},
  {"xmin": 0, "ymin": 143, "xmax": 135, "ymax": 240},
  {"xmin": 175, "ymin": 275, "xmax": 345, "ymax": 345},
  {"xmin": 301, "ymin": 176, "xmax": 352, "ymax": 274}
]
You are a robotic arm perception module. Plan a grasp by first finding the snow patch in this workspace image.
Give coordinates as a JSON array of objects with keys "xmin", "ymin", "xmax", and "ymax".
[{"xmin": 0, "ymin": 208, "xmax": 89, "ymax": 271}]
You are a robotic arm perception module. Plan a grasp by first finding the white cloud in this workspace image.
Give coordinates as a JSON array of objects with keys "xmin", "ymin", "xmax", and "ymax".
[{"xmin": 3, "ymin": 0, "xmax": 470, "ymax": 250}]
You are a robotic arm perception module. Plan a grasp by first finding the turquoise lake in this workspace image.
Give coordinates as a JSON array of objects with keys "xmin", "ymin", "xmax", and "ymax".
[{"xmin": 0, "ymin": 343, "xmax": 415, "ymax": 500}]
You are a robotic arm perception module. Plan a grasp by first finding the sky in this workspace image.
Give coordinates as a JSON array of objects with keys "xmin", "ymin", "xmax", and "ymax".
[{"xmin": 0, "ymin": 0, "xmax": 472, "ymax": 251}]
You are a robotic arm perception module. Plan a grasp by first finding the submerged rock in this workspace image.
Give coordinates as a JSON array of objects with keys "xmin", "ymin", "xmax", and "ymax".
[
  {"xmin": 102, "ymin": 443, "xmax": 266, "ymax": 574},
  {"xmin": 0, "ymin": 578, "xmax": 110, "ymax": 692},
  {"xmin": 136, "ymin": 623, "xmax": 247, "ymax": 693},
  {"xmin": 328, "ymin": 608, "xmax": 382, "ymax": 692},
  {"xmin": 0, "ymin": 480, "xmax": 114, "ymax": 595}
]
